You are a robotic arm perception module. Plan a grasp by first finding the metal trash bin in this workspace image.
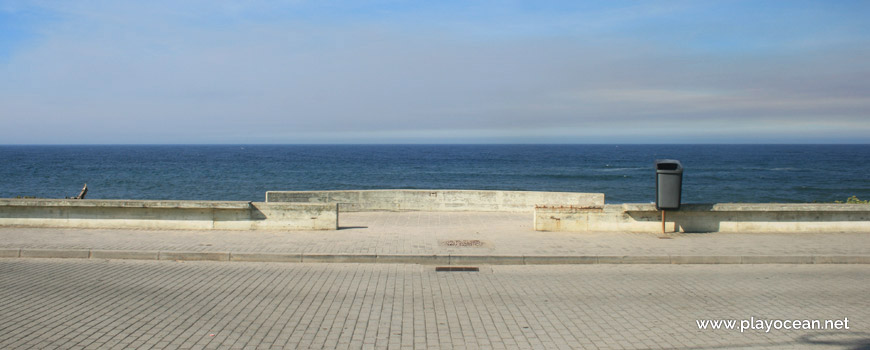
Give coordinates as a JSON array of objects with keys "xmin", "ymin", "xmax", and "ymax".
[{"xmin": 655, "ymin": 159, "xmax": 683, "ymax": 210}]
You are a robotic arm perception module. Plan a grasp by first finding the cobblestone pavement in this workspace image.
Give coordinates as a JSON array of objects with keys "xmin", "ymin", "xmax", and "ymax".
[
  {"xmin": 1, "ymin": 259, "xmax": 867, "ymax": 349},
  {"xmin": 1, "ymin": 212, "xmax": 868, "ymax": 256}
]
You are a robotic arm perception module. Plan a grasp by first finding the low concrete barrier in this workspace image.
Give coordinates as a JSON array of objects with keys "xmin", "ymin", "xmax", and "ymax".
[
  {"xmin": 0, "ymin": 199, "xmax": 337, "ymax": 230},
  {"xmin": 248, "ymin": 202, "xmax": 337, "ymax": 230},
  {"xmin": 266, "ymin": 190, "xmax": 604, "ymax": 212},
  {"xmin": 535, "ymin": 203, "xmax": 870, "ymax": 233}
]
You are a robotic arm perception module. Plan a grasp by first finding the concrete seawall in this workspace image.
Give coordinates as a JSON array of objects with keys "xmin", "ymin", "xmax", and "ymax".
[
  {"xmin": 3, "ymin": 195, "xmax": 867, "ymax": 233},
  {"xmin": 0, "ymin": 199, "xmax": 337, "ymax": 230},
  {"xmin": 266, "ymin": 190, "xmax": 605, "ymax": 212},
  {"xmin": 535, "ymin": 203, "xmax": 870, "ymax": 233}
]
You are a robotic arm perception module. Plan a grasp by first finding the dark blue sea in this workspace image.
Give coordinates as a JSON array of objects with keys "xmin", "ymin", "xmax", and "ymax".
[{"xmin": 1, "ymin": 145, "xmax": 868, "ymax": 204}]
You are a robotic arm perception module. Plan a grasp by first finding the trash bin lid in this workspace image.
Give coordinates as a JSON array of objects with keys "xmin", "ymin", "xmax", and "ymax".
[{"xmin": 655, "ymin": 159, "xmax": 683, "ymax": 172}]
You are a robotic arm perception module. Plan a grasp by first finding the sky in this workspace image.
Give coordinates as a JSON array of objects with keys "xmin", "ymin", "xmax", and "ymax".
[{"xmin": 1, "ymin": 0, "xmax": 869, "ymax": 144}]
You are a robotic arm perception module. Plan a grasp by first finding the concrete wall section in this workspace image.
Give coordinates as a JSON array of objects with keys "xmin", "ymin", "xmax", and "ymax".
[
  {"xmin": 536, "ymin": 203, "xmax": 870, "ymax": 233},
  {"xmin": 266, "ymin": 190, "xmax": 605, "ymax": 212},
  {"xmin": 0, "ymin": 199, "xmax": 337, "ymax": 230},
  {"xmin": 0, "ymin": 198, "xmax": 252, "ymax": 209},
  {"xmin": 247, "ymin": 203, "xmax": 337, "ymax": 230},
  {"xmin": 535, "ymin": 206, "xmax": 607, "ymax": 232}
]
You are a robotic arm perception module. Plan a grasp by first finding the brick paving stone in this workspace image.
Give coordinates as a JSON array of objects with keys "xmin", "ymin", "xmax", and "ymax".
[{"xmin": 0, "ymin": 259, "xmax": 867, "ymax": 349}]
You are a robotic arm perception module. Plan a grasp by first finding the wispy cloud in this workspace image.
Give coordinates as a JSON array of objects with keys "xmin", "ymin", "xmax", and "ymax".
[{"xmin": 1, "ymin": 0, "xmax": 868, "ymax": 143}]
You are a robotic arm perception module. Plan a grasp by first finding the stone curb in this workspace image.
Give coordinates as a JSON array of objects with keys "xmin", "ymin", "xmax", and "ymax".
[
  {"xmin": 522, "ymin": 256, "xmax": 598, "ymax": 264},
  {"xmin": 20, "ymin": 249, "xmax": 90, "ymax": 259},
  {"xmin": 0, "ymin": 248, "xmax": 21, "ymax": 258},
  {"xmin": 375, "ymin": 254, "xmax": 450, "ymax": 265},
  {"xmin": 740, "ymin": 255, "xmax": 815, "ymax": 264},
  {"xmin": 91, "ymin": 250, "xmax": 159, "ymax": 260},
  {"xmin": 598, "ymin": 256, "xmax": 672, "ymax": 264},
  {"xmin": 449, "ymin": 255, "xmax": 525, "ymax": 265},
  {"xmin": 158, "ymin": 251, "xmax": 230, "ymax": 261},
  {"xmin": 1, "ymin": 249, "xmax": 868, "ymax": 264},
  {"xmin": 669, "ymin": 255, "xmax": 743, "ymax": 264},
  {"xmin": 230, "ymin": 253, "xmax": 302, "ymax": 263},
  {"xmin": 302, "ymin": 254, "xmax": 378, "ymax": 263}
]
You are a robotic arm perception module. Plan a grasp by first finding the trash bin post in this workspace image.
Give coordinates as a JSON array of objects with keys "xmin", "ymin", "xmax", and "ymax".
[{"xmin": 662, "ymin": 209, "xmax": 666, "ymax": 234}]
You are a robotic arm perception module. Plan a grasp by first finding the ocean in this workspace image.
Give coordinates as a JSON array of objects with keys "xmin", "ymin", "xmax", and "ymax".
[{"xmin": 1, "ymin": 144, "xmax": 868, "ymax": 204}]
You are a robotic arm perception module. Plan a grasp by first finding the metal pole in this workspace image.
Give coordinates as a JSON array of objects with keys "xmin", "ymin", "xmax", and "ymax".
[{"xmin": 662, "ymin": 210, "xmax": 666, "ymax": 233}]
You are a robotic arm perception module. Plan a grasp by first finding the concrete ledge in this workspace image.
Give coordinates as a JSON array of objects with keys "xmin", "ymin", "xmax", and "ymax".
[
  {"xmin": 20, "ymin": 249, "xmax": 90, "ymax": 259},
  {"xmin": 0, "ymin": 248, "xmax": 21, "ymax": 258},
  {"xmin": 0, "ymin": 198, "xmax": 252, "ymax": 209},
  {"xmin": 623, "ymin": 203, "xmax": 870, "ymax": 212},
  {"xmin": 90, "ymin": 250, "xmax": 159, "ymax": 260},
  {"xmin": 537, "ymin": 203, "xmax": 870, "ymax": 233},
  {"xmin": 0, "ymin": 198, "xmax": 338, "ymax": 231},
  {"xmin": 230, "ymin": 252, "xmax": 303, "ymax": 262},
  {"xmin": 159, "ymin": 251, "xmax": 230, "ymax": 261},
  {"xmin": 267, "ymin": 190, "xmax": 604, "ymax": 212},
  {"xmin": 249, "ymin": 203, "xmax": 337, "ymax": 230}
]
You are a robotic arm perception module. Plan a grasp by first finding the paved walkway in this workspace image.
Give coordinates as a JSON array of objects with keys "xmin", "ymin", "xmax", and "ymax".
[
  {"xmin": 0, "ymin": 212, "xmax": 868, "ymax": 262},
  {"xmin": 1, "ymin": 260, "xmax": 867, "ymax": 349}
]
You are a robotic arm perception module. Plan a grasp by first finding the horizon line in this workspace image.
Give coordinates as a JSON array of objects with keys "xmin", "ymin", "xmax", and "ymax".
[{"xmin": 2, "ymin": 143, "xmax": 870, "ymax": 146}]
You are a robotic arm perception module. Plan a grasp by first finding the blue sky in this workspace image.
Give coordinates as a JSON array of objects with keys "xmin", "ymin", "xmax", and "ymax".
[{"xmin": 1, "ymin": 0, "xmax": 869, "ymax": 144}]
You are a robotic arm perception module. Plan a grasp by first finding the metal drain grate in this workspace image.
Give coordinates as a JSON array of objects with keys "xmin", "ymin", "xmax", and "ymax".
[
  {"xmin": 441, "ymin": 240, "xmax": 484, "ymax": 247},
  {"xmin": 435, "ymin": 266, "xmax": 480, "ymax": 272}
]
